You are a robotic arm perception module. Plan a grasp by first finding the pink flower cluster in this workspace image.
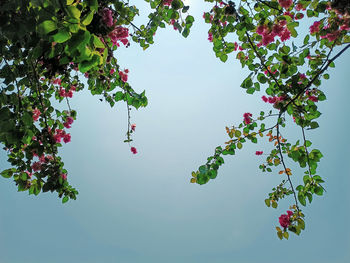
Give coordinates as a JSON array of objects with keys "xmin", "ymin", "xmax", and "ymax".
[
  {"xmin": 32, "ymin": 108, "xmax": 41, "ymax": 121},
  {"xmin": 131, "ymin": 123, "xmax": 136, "ymax": 131},
  {"xmin": 279, "ymin": 210, "xmax": 293, "ymax": 228},
  {"xmin": 63, "ymin": 117, "xmax": 74, "ymax": 129},
  {"xmin": 60, "ymin": 173, "xmax": 67, "ymax": 180},
  {"xmin": 131, "ymin": 147, "xmax": 137, "ymax": 154},
  {"xmin": 278, "ymin": 0, "xmax": 292, "ymax": 9},
  {"xmin": 243, "ymin": 112, "xmax": 252, "ymax": 125},
  {"xmin": 102, "ymin": 8, "xmax": 114, "ymax": 27},
  {"xmin": 109, "ymin": 26, "xmax": 129, "ymax": 47},
  {"xmin": 208, "ymin": 32, "xmax": 213, "ymax": 42},
  {"xmin": 255, "ymin": 151, "xmax": 263, "ymax": 155},
  {"xmin": 52, "ymin": 78, "xmax": 62, "ymax": 86},
  {"xmin": 295, "ymin": 3, "xmax": 306, "ymax": 11},
  {"xmin": 305, "ymin": 90, "xmax": 318, "ymax": 102},
  {"xmin": 59, "ymin": 86, "xmax": 76, "ymax": 98},
  {"xmin": 53, "ymin": 129, "xmax": 71, "ymax": 144},
  {"xmin": 309, "ymin": 21, "xmax": 321, "ymax": 34},
  {"xmin": 119, "ymin": 69, "xmax": 129, "ymax": 82},
  {"xmin": 262, "ymin": 95, "xmax": 285, "ymax": 104},
  {"xmin": 30, "ymin": 153, "xmax": 54, "ymax": 172},
  {"xmin": 256, "ymin": 20, "xmax": 291, "ymax": 46},
  {"xmin": 163, "ymin": 0, "xmax": 173, "ymax": 6}
]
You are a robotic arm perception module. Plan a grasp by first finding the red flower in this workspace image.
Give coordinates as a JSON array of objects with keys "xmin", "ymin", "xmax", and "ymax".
[
  {"xmin": 60, "ymin": 173, "xmax": 67, "ymax": 180},
  {"xmin": 243, "ymin": 112, "xmax": 252, "ymax": 124},
  {"xmin": 310, "ymin": 21, "xmax": 321, "ymax": 34},
  {"xmin": 279, "ymin": 210, "xmax": 293, "ymax": 228},
  {"xmin": 255, "ymin": 151, "xmax": 263, "ymax": 155},
  {"xmin": 208, "ymin": 32, "xmax": 213, "ymax": 42},
  {"xmin": 32, "ymin": 108, "xmax": 41, "ymax": 121},
  {"xmin": 101, "ymin": 8, "xmax": 114, "ymax": 27},
  {"xmin": 63, "ymin": 133, "xmax": 71, "ymax": 143},
  {"xmin": 278, "ymin": 0, "xmax": 293, "ymax": 9},
  {"xmin": 31, "ymin": 161, "xmax": 41, "ymax": 172},
  {"xmin": 131, "ymin": 123, "xmax": 136, "ymax": 131},
  {"xmin": 131, "ymin": 147, "xmax": 137, "ymax": 154}
]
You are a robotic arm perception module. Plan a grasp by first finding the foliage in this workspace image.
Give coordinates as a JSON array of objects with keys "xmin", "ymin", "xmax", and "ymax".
[
  {"xmin": 191, "ymin": 0, "xmax": 349, "ymax": 239},
  {"xmin": 0, "ymin": 0, "xmax": 193, "ymax": 203},
  {"xmin": 0, "ymin": 0, "xmax": 349, "ymax": 239}
]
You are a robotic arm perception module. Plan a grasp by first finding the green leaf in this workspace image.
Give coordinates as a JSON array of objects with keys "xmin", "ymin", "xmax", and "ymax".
[
  {"xmin": 220, "ymin": 53, "xmax": 228, "ymax": 62},
  {"xmin": 79, "ymin": 55, "xmax": 100, "ymax": 73},
  {"xmin": 82, "ymin": 11, "xmax": 94, "ymax": 26},
  {"xmin": 198, "ymin": 165, "xmax": 208, "ymax": 175},
  {"xmin": 277, "ymin": 230, "xmax": 283, "ymax": 240},
  {"xmin": 38, "ymin": 20, "xmax": 57, "ymax": 34},
  {"xmin": 22, "ymin": 112, "xmax": 33, "ymax": 126},
  {"xmin": 235, "ymin": 130, "xmax": 241, "ymax": 137},
  {"xmin": 264, "ymin": 199, "xmax": 270, "ymax": 207},
  {"xmin": 237, "ymin": 142, "xmax": 242, "ymax": 149},
  {"xmin": 1, "ymin": 168, "xmax": 15, "ymax": 178},
  {"xmin": 67, "ymin": 6, "xmax": 81, "ymax": 19},
  {"xmin": 309, "ymin": 121, "xmax": 319, "ymax": 129},
  {"xmin": 93, "ymin": 35, "xmax": 105, "ymax": 48},
  {"xmin": 62, "ymin": 196, "xmax": 69, "ymax": 204},
  {"xmin": 271, "ymin": 201, "xmax": 278, "ymax": 208},
  {"xmin": 53, "ymin": 29, "xmax": 71, "ymax": 43}
]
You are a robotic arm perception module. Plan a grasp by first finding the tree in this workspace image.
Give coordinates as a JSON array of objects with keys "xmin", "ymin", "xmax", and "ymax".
[{"xmin": 0, "ymin": 0, "xmax": 349, "ymax": 239}]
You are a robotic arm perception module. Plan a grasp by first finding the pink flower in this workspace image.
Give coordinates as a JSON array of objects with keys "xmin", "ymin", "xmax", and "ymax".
[
  {"xmin": 63, "ymin": 133, "xmax": 71, "ymax": 143},
  {"xmin": 163, "ymin": 0, "xmax": 173, "ymax": 6},
  {"xmin": 63, "ymin": 116, "xmax": 74, "ymax": 128},
  {"xmin": 295, "ymin": 3, "xmax": 305, "ymax": 11},
  {"xmin": 283, "ymin": 11, "xmax": 294, "ymax": 19},
  {"xmin": 131, "ymin": 123, "xmax": 136, "ymax": 131},
  {"xmin": 67, "ymin": 90, "xmax": 73, "ymax": 98},
  {"xmin": 131, "ymin": 147, "xmax": 137, "ymax": 154},
  {"xmin": 110, "ymin": 68, "xmax": 115, "ymax": 75},
  {"xmin": 32, "ymin": 108, "xmax": 41, "ymax": 121},
  {"xmin": 299, "ymin": 73, "xmax": 306, "ymax": 79},
  {"xmin": 256, "ymin": 25, "xmax": 267, "ymax": 35},
  {"xmin": 31, "ymin": 161, "xmax": 41, "ymax": 172},
  {"xmin": 102, "ymin": 8, "xmax": 114, "ymax": 27},
  {"xmin": 279, "ymin": 210, "xmax": 293, "ymax": 228},
  {"xmin": 53, "ymin": 78, "xmax": 61, "ymax": 85},
  {"xmin": 280, "ymin": 28, "xmax": 291, "ymax": 41},
  {"xmin": 60, "ymin": 173, "xmax": 67, "ymax": 180},
  {"xmin": 243, "ymin": 112, "xmax": 252, "ymax": 124},
  {"xmin": 310, "ymin": 21, "xmax": 321, "ymax": 34},
  {"xmin": 59, "ymin": 87, "xmax": 66, "ymax": 97},
  {"xmin": 278, "ymin": 0, "xmax": 293, "ymax": 9},
  {"xmin": 308, "ymin": 95, "xmax": 318, "ymax": 102},
  {"xmin": 109, "ymin": 26, "xmax": 129, "ymax": 47},
  {"xmin": 208, "ymin": 32, "xmax": 213, "ymax": 42},
  {"xmin": 262, "ymin": 96, "xmax": 268, "ymax": 102},
  {"xmin": 39, "ymin": 154, "xmax": 46, "ymax": 163},
  {"xmin": 119, "ymin": 70, "xmax": 129, "ymax": 82},
  {"xmin": 255, "ymin": 151, "xmax": 263, "ymax": 155}
]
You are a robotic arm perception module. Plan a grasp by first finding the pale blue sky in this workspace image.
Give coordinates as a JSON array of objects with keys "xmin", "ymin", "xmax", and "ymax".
[{"xmin": 1, "ymin": 1, "xmax": 350, "ymax": 262}]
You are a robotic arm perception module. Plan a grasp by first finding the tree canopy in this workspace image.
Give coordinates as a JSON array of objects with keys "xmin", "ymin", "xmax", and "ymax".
[{"xmin": 0, "ymin": 0, "xmax": 349, "ymax": 239}]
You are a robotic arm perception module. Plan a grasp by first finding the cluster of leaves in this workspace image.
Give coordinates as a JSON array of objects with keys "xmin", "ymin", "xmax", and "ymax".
[
  {"xmin": 0, "ymin": 0, "xmax": 193, "ymax": 203},
  {"xmin": 192, "ymin": 0, "xmax": 349, "ymax": 238}
]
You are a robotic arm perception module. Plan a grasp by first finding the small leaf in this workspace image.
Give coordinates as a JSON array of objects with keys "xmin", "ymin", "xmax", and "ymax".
[
  {"xmin": 62, "ymin": 196, "xmax": 69, "ymax": 204},
  {"xmin": 53, "ymin": 29, "xmax": 71, "ymax": 43},
  {"xmin": 38, "ymin": 20, "xmax": 57, "ymax": 34}
]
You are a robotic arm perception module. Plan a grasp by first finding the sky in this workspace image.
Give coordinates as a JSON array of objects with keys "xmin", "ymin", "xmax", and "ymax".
[{"xmin": 1, "ymin": 1, "xmax": 350, "ymax": 263}]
